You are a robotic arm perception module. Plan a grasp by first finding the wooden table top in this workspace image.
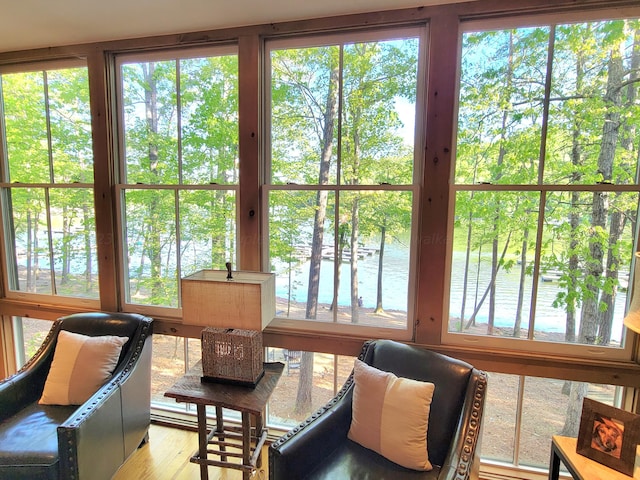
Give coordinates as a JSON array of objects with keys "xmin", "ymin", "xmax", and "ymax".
[
  {"xmin": 164, "ymin": 361, "xmax": 284, "ymax": 414},
  {"xmin": 552, "ymin": 435, "xmax": 637, "ymax": 480}
]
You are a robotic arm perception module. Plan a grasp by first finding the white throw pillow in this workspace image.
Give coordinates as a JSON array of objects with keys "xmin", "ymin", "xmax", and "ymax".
[
  {"xmin": 39, "ymin": 330, "xmax": 128, "ymax": 405},
  {"xmin": 348, "ymin": 359, "xmax": 435, "ymax": 471}
]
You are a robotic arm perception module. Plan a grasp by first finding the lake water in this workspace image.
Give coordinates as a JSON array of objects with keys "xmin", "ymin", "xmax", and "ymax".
[{"xmin": 274, "ymin": 245, "xmax": 628, "ymax": 340}]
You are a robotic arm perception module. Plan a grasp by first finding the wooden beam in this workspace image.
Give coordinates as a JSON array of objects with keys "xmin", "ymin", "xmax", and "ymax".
[
  {"xmin": 414, "ymin": 11, "xmax": 459, "ymax": 345},
  {"xmin": 88, "ymin": 47, "xmax": 120, "ymax": 311},
  {"xmin": 238, "ymin": 35, "xmax": 262, "ymax": 271}
]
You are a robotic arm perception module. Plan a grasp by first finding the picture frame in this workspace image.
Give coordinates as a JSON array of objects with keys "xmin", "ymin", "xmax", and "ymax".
[{"xmin": 577, "ymin": 397, "xmax": 640, "ymax": 476}]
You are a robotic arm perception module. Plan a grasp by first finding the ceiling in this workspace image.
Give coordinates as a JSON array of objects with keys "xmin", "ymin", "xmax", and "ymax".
[{"xmin": 0, "ymin": 0, "xmax": 467, "ymax": 54}]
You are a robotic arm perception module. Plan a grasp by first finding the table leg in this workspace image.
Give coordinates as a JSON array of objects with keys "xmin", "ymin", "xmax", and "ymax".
[
  {"xmin": 197, "ymin": 404, "xmax": 209, "ymax": 480},
  {"xmin": 242, "ymin": 411, "xmax": 251, "ymax": 480},
  {"xmin": 548, "ymin": 442, "xmax": 561, "ymax": 480},
  {"xmin": 255, "ymin": 410, "xmax": 264, "ymax": 468},
  {"xmin": 215, "ymin": 405, "xmax": 227, "ymax": 462}
]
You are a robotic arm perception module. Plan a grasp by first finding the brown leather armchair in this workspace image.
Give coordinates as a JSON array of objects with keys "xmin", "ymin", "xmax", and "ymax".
[
  {"xmin": 269, "ymin": 339, "xmax": 487, "ymax": 480},
  {"xmin": 0, "ymin": 312, "xmax": 153, "ymax": 480}
]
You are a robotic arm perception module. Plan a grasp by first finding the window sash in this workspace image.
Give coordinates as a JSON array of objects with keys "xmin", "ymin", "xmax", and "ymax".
[
  {"xmin": 263, "ymin": 26, "xmax": 425, "ymax": 338},
  {"xmin": 446, "ymin": 15, "xmax": 640, "ymax": 360},
  {"xmin": 0, "ymin": 61, "xmax": 99, "ymax": 307},
  {"xmin": 113, "ymin": 45, "xmax": 241, "ymax": 316}
]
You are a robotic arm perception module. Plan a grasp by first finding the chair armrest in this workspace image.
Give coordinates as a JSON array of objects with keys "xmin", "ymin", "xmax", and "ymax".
[
  {"xmin": 58, "ymin": 380, "xmax": 125, "ymax": 480},
  {"xmin": 119, "ymin": 328, "xmax": 153, "ymax": 455},
  {"xmin": 269, "ymin": 378, "xmax": 354, "ymax": 480},
  {"xmin": 57, "ymin": 317, "xmax": 153, "ymax": 480},
  {"xmin": 438, "ymin": 368, "xmax": 487, "ymax": 480}
]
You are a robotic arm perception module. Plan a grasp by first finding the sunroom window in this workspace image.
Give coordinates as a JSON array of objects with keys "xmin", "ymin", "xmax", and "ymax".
[
  {"xmin": 265, "ymin": 27, "xmax": 425, "ymax": 338},
  {"xmin": 115, "ymin": 47, "xmax": 239, "ymax": 313},
  {"xmin": 0, "ymin": 60, "xmax": 98, "ymax": 306},
  {"xmin": 449, "ymin": 18, "xmax": 640, "ymax": 358}
]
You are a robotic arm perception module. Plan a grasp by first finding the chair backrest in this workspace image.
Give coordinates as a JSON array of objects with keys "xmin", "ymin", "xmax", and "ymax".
[
  {"xmin": 360, "ymin": 339, "xmax": 479, "ymax": 467},
  {"xmin": 57, "ymin": 312, "xmax": 152, "ymax": 366}
]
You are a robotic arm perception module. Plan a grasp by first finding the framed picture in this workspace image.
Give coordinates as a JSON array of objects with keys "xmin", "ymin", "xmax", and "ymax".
[{"xmin": 577, "ymin": 397, "xmax": 640, "ymax": 476}]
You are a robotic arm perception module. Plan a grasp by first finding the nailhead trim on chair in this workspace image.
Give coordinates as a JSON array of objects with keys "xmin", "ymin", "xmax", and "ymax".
[
  {"xmin": 453, "ymin": 370, "xmax": 487, "ymax": 480},
  {"xmin": 61, "ymin": 428, "xmax": 78, "ymax": 479}
]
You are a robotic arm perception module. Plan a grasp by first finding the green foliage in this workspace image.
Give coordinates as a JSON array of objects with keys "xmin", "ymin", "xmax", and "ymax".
[
  {"xmin": 269, "ymin": 34, "xmax": 419, "ymax": 275},
  {"xmin": 454, "ymin": 19, "xmax": 640, "ymax": 344},
  {"xmin": 0, "ymin": 65, "xmax": 97, "ymax": 298},
  {"xmin": 119, "ymin": 52, "xmax": 239, "ymax": 306}
]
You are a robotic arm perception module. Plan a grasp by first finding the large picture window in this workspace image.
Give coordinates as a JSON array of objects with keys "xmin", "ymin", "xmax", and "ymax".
[
  {"xmin": 0, "ymin": 60, "xmax": 98, "ymax": 304},
  {"xmin": 265, "ymin": 28, "xmax": 424, "ymax": 337},
  {"xmin": 115, "ymin": 47, "xmax": 239, "ymax": 312},
  {"xmin": 449, "ymin": 18, "xmax": 640, "ymax": 357}
]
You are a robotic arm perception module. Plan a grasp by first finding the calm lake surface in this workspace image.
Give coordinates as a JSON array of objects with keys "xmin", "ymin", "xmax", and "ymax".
[{"xmin": 274, "ymin": 245, "xmax": 628, "ymax": 340}]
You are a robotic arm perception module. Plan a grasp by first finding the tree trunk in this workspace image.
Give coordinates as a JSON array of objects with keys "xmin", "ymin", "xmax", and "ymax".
[
  {"xmin": 560, "ymin": 382, "xmax": 589, "ymax": 437},
  {"xmin": 294, "ymin": 351, "xmax": 315, "ymax": 415},
  {"xmin": 61, "ymin": 205, "xmax": 70, "ymax": 284},
  {"xmin": 375, "ymin": 223, "xmax": 386, "ymax": 314},
  {"xmin": 83, "ymin": 203, "xmax": 92, "ymax": 292},
  {"xmin": 513, "ymin": 230, "xmax": 528, "ymax": 337},
  {"xmin": 350, "ymin": 195, "xmax": 360, "ymax": 323},
  {"xmin": 598, "ymin": 206, "xmax": 625, "ymax": 345},
  {"xmin": 487, "ymin": 31, "xmax": 514, "ymax": 335},
  {"xmin": 566, "ymin": 191, "xmax": 580, "ymax": 343},
  {"xmin": 579, "ymin": 43, "xmax": 623, "ymax": 344},
  {"xmin": 465, "ymin": 232, "xmax": 512, "ymax": 329},
  {"xmin": 566, "ymin": 46, "xmax": 584, "ymax": 343},
  {"xmin": 460, "ymin": 192, "xmax": 475, "ymax": 331},
  {"xmin": 26, "ymin": 210, "xmax": 32, "ymax": 291},
  {"xmin": 142, "ymin": 63, "xmax": 164, "ymax": 301},
  {"xmin": 295, "ymin": 62, "xmax": 339, "ymax": 415},
  {"xmin": 330, "ymin": 225, "xmax": 346, "ymax": 313},
  {"xmin": 349, "ymin": 109, "xmax": 362, "ymax": 324}
]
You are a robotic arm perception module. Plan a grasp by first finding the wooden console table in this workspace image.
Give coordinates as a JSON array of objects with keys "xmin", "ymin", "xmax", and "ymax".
[
  {"xmin": 549, "ymin": 435, "xmax": 636, "ymax": 480},
  {"xmin": 165, "ymin": 361, "xmax": 284, "ymax": 480}
]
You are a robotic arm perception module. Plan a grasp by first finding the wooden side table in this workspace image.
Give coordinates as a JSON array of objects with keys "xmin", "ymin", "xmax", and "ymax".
[
  {"xmin": 549, "ymin": 435, "xmax": 636, "ymax": 480},
  {"xmin": 165, "ymin": 361, "xmax": 284, "ymax": 480}
]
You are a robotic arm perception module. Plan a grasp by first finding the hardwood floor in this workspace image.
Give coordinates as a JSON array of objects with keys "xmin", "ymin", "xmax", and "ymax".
[{"xmin": 114, "ymin": 424, "xmax": 269, "ymax": 480}]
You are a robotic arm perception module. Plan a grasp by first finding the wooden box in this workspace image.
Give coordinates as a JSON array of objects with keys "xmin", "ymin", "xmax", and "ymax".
[
  {"xmin": 201, "ymin": 327, "xmax": 264, "ymax": 386},
  {"xmin": 181, "ymin": 270, "xmax": 275, "ymax": 330}
]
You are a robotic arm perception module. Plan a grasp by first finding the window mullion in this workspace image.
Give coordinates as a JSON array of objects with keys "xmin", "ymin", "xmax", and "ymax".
[
  {"xmin": 512, "ymin": 375, "xmax": 526, "ymax": 466},
  {"xmin": 43, "ymin": 187, "xmax": 56, "ymax": 295},
  {"xmin": 331, "ymin": 44, "xmax": 345, "ymax": 324}
]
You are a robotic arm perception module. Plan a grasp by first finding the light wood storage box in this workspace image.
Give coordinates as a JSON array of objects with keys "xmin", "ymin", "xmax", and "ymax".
[{"xmin": 181, "ymin": 270, "xmax": 276, "ymax": 330}]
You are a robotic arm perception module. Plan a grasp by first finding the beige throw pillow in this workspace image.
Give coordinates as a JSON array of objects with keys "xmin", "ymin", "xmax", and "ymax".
[
  {"xmin": 348, "ymin": 358, "xmax": 435, "ymax": 471},
  {"xmin": 39, "ymin": 330, "xmax": 128, "ymax": 405}
]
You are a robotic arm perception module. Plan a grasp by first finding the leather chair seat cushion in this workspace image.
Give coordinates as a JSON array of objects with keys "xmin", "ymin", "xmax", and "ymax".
[
  {"xmin": 0, "ymin": 401, "xmax": 75, "ymax": 468},
  {"xmin": 306, "ymin": 439, "xmax": 442, "ymax": 480}
]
